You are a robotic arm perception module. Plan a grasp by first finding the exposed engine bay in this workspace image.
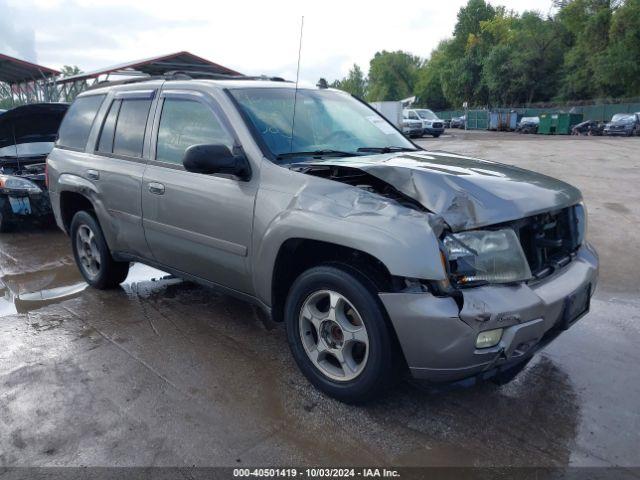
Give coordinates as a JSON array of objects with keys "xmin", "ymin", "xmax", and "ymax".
[{"xmin": 290, "ymin": 164, "xmax": 425, "ymax": 211}]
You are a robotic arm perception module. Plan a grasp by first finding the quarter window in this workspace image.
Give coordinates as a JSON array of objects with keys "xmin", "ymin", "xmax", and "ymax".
[
  {"xmin": 112, "ymin": 99, "xmax": 152, "ymax": 158},
  {"xmin": 97, "ymin": 100, "xmax": 121, "ymax": 154},
  {"xmin": 57, "ymin": 94, "xmax": 106, "ymax": 150},
  {"xmin": 156, "ymin": 98, "xmax": 233, "ymax": 165}
]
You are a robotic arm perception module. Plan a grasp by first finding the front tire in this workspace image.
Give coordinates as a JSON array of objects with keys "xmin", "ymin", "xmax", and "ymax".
[
  {"xmin": 284, "ymin": 265, "xmax": 399, "ymax": 403},
  {"xmin": 70, "ymin": 211, "xmax": 129, "ymax": 289}
]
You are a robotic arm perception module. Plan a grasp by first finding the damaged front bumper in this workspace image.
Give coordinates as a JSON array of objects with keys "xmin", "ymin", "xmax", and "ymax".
[{"xmin": 380, "ymin": 242, "xmax": 599, "ymax": 384}]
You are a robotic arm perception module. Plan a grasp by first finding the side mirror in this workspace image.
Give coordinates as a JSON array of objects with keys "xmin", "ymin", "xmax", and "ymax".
[{"xmin": 182, "ymin": 144, "xmax": 251, "ymax": 180}]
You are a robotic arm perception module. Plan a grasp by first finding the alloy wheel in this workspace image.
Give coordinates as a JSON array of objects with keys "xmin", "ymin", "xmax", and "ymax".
[
  {"xmin": 298, "ymin": 290, "xmax": 369, "ymax": 382},
  {"xmin": 76, "ymin": 224, "xmax": 101, "ymax": 279}
]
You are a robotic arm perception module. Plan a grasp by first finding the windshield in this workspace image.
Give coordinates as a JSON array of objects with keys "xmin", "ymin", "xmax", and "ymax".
[
  {"xmin": 416, "ymin": 109, "xmax": 437, "ymax": 120},
  {"xmin": 229, "ymin": 88, "xmax": 415, "ymax": 161},
  {"xmin": 611, "ymin": 113, "xmax": 632, "ymax": 123}
]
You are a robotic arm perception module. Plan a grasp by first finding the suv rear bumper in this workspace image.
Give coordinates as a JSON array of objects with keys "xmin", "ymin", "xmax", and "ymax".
[{"xmin": 379, "ymin": 242, "xmax": 598, "ymax": 383}]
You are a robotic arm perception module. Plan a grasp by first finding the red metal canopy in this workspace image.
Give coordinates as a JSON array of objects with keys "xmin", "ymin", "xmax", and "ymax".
[
  {"xmin": 56, "ymin": 51, "xmax": 241, "ymax": 84},
  {"xmin": 0, "ymin": 53, "xmax": 60, "ymax": 84}
]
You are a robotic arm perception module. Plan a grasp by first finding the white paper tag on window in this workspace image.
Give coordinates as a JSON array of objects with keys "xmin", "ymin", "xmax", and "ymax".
[{"xmin": 367, "ymin": 116, "xmax": 396, "ymax": 135}]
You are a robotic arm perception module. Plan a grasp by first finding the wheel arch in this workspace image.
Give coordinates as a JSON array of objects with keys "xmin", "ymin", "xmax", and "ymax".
[
  {"xmin": 56, "ymin": 174, "xmax": 115, "ymax": 248},
  {"xmin": 269, "ymin": 238, "xmax": 398, "ymax": 324}
]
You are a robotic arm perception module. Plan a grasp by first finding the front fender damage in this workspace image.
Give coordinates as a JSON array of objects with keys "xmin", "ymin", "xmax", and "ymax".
[{"xmin": 252, "ymin": 163, "xmax": 450, "ymax": 306}]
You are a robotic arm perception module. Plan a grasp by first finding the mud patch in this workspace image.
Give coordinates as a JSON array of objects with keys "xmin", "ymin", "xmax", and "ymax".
[{"xmin": 604, "ymin": 202, "xmax": 631, "ymax": 214}]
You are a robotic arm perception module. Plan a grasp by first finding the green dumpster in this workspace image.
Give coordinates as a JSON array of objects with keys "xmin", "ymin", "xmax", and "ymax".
[
  {"xmin": 556, "ymin": 113, "xmax": 583, "ymax": 135},
  {"xmin": 538, "ymin": 114, "xmax": 557, "ymax": 135}
]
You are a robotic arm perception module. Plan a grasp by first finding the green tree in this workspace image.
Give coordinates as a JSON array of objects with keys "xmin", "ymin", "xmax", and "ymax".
[
  {"xmin": 595, "ymin": 0, "xmax": 640, "ymax": 97},
  {"xmin": 366, "ymin": 51, "xmax": 422, "ymax": 101},
  {"xmin": 454, "ymin": 0, "xmax": 497, "ymax": 42},
  {"xmin": 556, "ymin": 0, "xmax": 615, "ymax": 99},
  {"xmin": 331, "ymin": 64, "xmax": 367, "ymax": 98},
  {"xmin": 494, "ymin": 12, "xmax": 567, "ymax": 104},
  {"xmin": 414, "ymin": 41, "xmax": 451, "ymax": 110},
  {"xmin": 60, "ymin": 65, "xmax": 82, "ymax": 77}
]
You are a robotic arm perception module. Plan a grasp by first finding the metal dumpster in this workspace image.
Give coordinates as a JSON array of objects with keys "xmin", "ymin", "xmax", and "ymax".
[
  {"xmin": 556, "ymin": 113, "xmax": 584, "ymax": 135},
  {"xmin": 538, "ymin": 114, "xmax": 557, "ymax": 135},
  {"xmin": 489, "ymin": 111, "xmax": 518, "ymax": 131},
  {"xmin": 466, "ymin": 110, "xmax": 488, "ymax": 130}
]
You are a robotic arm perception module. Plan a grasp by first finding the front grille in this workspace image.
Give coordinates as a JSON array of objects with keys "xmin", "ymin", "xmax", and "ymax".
[
  {"xmin": 433, "ymin": 122, "xmax": 443, "ymax": 129},
  {"xmin": 514, "ymin": 206, "xmax": 582, "ymax": 279}
]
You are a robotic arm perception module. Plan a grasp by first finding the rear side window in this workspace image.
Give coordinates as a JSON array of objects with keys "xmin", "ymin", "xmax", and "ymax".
[
  {"xmin": 112, "ymin": 99, "xmax": 152, "ymax": 158},
  {"xmin": 57, "ymin": 94, "xmax": 105, "ymax": 150}
]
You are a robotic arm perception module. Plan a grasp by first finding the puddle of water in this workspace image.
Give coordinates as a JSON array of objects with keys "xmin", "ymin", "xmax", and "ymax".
[{"xmin": 0, "ymin": 248, "xmax": 168, "ymax": 317}]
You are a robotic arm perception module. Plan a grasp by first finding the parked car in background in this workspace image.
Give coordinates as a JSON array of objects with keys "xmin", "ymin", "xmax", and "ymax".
[
  {"xmin": 516, "ymin": 116, "xmax": 539, "ymax": 134},
  {"xmin": 443, "ymin": 119, "xmax": 451, "ymax": 128},
  {"xmin": 48, "ymin": 77, "xmax": 597, "ymax": 403},
  {"xmin": 403, "ymin": 108, "xmax": 445, "ymax": 137},
  {"xmin": 450, "ymin": 115, "xmax": 465, "ymax": 129},
  {"xmin": 0, "ymin": 103, "xmax": 68, "ymax": 231},
  {"xmin": 603, "ymin": 113, "xmax": 640, "ymax": 136},
  {"xmin": 0, "ymin": 109, "xmax": 6, "ymax": 115},
  {"xmin": 572, "ymin": 120, "xmax": 604, "ymax": 136},
  {"xmin": 401, "ymin": 117, "xmax": 423, "ymax": 137}
]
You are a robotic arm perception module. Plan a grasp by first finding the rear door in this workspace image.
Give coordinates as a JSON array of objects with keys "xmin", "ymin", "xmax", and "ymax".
[
  {"xmin": 87, "ymin": 89, "xmax": 158, "ymax": 258},
  {"xmin": 141, "ymin": 88, "xmax": 257, "ymax": 293}
]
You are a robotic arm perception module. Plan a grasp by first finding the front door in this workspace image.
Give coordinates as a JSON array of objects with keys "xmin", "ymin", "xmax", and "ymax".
[{"xmin": 141, "ymin": 89, "xmax": 257, "ymax": 294}]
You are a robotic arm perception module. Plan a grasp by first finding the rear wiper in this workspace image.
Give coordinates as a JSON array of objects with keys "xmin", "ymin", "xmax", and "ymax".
[
  {"xmin": 276, "ymin": 150, "xmax": 357, "ymax": 161},
  {"xmin": 357, "ymin": 146, "xmax": 418, "ymax": 153}
]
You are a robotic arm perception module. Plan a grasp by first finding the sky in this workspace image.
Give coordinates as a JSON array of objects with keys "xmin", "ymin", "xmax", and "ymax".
[{"xmin": 1, "ymin": 0, "xmax": 555, "ymax": 86}]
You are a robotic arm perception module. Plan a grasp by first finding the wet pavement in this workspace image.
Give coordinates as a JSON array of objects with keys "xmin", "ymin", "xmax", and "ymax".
[{"xmin": 0, "ymin": 132, "xmax": 639, "ymax": 469}]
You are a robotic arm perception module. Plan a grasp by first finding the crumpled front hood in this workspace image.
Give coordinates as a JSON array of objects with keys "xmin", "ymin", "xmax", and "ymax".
[{"xmin": 299, "ymin": 150, "xmax": 582, "ymax": 231}]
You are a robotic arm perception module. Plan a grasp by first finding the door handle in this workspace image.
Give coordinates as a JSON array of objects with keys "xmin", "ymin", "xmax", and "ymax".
[
  {"xmin": 148, "ymin": 182, "xmax": 165, "ymax": 195},
  {"xmin": 87, "ymin": 169, "xmax": 100, "ymax": 180}
]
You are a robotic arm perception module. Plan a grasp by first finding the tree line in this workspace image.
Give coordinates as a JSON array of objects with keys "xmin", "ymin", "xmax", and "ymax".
[{"xmin": 327, "ymin": 0, "xmax": 640, "ymax": 110}]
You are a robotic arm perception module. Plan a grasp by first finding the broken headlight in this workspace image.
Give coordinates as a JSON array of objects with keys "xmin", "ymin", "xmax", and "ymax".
[
  {"xmin": 0, "ymin": 175, "xmax": 42, "ymax": 194},
  {"xmin": 443, "ymin": 229, "xmax": 532, "ymax": 286}
]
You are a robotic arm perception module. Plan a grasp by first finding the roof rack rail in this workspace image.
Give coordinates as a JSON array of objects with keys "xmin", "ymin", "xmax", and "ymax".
[
  {"xmin": 163, "ymin": 70, "xmax": 290, "ymax": 82},
  {"xmin": 84, "ymin": 71, "xmax": 291, "ymax": 91},
  {"xmin": 85, "ymin": 74, "xmax": 161, "ymax": 90}
]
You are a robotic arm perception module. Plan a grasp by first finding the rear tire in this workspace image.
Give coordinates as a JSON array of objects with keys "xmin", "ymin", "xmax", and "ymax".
[
  {"xmin": 432, "ymin": 133, "xmax": 441, "ymax": 138},
  {"xmin": 70, "ymin": 211, "xmax": 129, "ymax": 289},
  {"xmin": 284, "ymin": 265, "xmax": 399, "ymax": 403}
]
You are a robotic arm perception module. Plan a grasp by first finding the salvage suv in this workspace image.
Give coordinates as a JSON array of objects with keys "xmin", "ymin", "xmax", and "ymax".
[{"xmin": 47, "ymin": 75, "xmax": 598, "ymax": 403}]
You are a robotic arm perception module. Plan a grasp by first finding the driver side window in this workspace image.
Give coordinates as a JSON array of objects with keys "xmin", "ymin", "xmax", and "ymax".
[{"xmin": 156, "ymin": 98, "xmax": 233, "ymax": 165}]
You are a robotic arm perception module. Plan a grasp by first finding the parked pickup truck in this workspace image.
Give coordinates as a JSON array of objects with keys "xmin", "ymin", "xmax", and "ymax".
[{"xmin": 47, "ymin": 76, "xmax": 598, "ymax": 403}]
